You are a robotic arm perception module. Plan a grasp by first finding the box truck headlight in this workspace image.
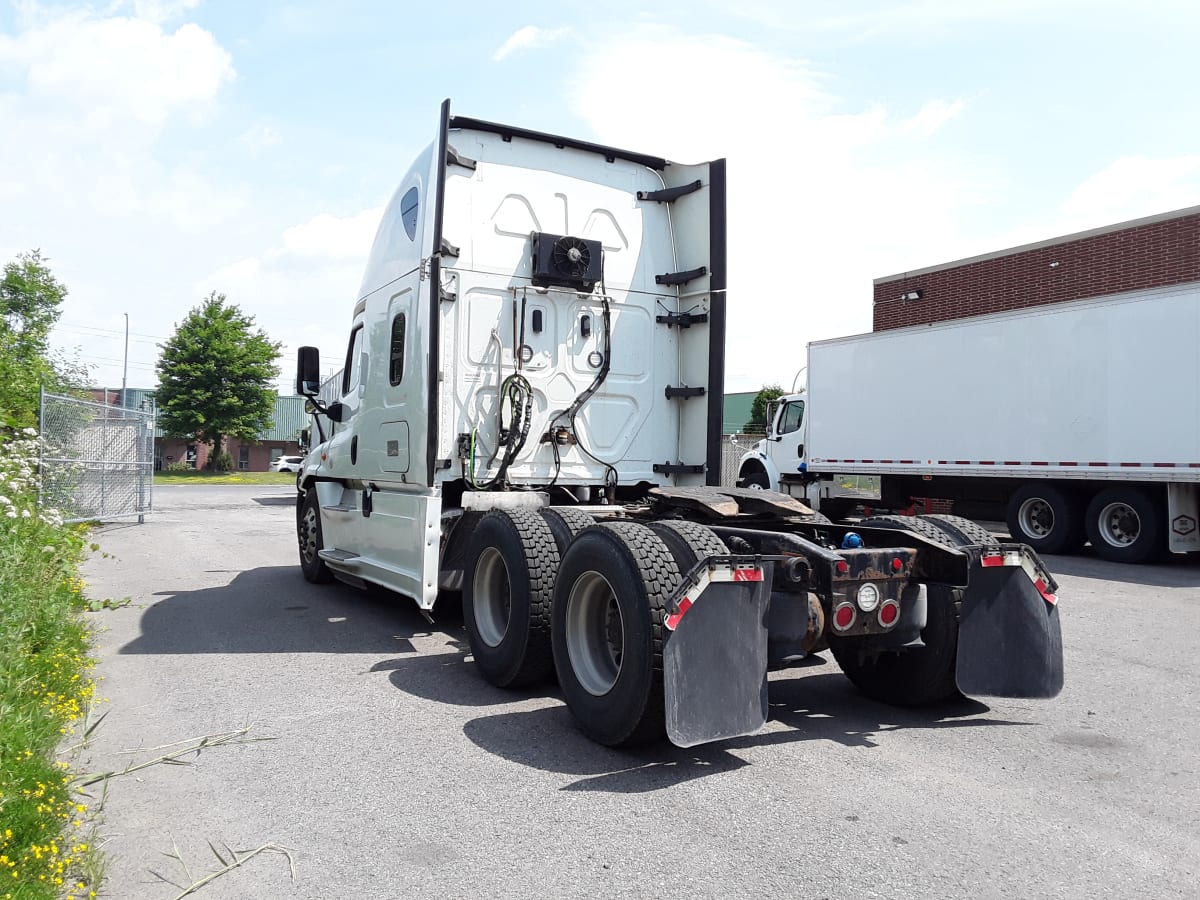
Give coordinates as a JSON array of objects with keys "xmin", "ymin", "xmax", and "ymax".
[{"xmin": 856, "ymin": 583, "xmax": 881, "ymax": 612}]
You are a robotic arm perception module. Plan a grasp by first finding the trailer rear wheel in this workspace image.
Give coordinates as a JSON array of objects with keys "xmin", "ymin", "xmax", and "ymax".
[
  {"xmin": 920, "ymin": 514, "xmax": 998, "ymax": 547},
  {"xmin": 541, "ymin": 507, "xmax": 597, "ymax": 554},
  {"xmin": 1085, "ymin": 487, "xmax": 1163, "ymax": 564},
  {"xmin": 551, "ymin": 522, "xmax": 682, "ymax": 746},
  {"xmin": 1006, "ymin": 484, "xmax": 1084, "ymax": 554},
  {"xmin": 829, "ymin": 583, "xmax": 961, "ymax": 706},
  {"xmin": 464, "ymin": 510, "xmax": 560, "ymax": 688},
  {"xmin": 298, "ymin": 489, "xmax": 333, "ymax": 584}
]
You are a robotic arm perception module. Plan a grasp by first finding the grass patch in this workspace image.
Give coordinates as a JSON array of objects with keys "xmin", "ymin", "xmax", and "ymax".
[
  {"xmin": 0, "ymin": 429, "xmax": 101, "ymax": 899},
  {"xmin": 154, "ymin": 471, "xmax": 297, "ymax": 486}
]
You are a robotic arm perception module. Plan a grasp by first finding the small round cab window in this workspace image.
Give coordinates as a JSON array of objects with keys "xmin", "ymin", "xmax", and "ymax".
[{"xmin": 400, "ymin": 187, "xmax": 419, "ymax": 241}]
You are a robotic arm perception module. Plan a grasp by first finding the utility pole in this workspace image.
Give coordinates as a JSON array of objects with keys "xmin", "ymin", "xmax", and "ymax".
[{"xmin": 121, "ymin": 312, "xmax": 129, "ymax": 408}]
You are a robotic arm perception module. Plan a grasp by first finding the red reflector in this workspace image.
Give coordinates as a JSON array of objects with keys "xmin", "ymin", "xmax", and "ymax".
[
  {"xmin": 834, "ymin": 604, "xmax": 855, "ymax": 629},
  {"xmin": 891, "ymin": 557, "xmax": 903, "ymax": 572},
  {"xmin": 878, "ymin": 601, "xmax": 899, "ymax": 626},
  {"xmin": 980, "ymin": 556, "xmax": 1003, "ymax": 567},
  {"xmin": 732, "ymin": 567, "xmax": 764, "ymax": 582},
  {"xmin": 836, "ymin": 560, "xmax": 850, "ymax": 575}
]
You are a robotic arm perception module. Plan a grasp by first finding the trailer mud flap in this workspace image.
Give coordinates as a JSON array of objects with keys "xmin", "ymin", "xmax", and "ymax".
[
  {"xmin": 956, "ymin": 562, "xmax": 1063, "ymax": 700},
  {"xmin": 663, "ymin": 564, "xmax": 771, "ymax": 748}
]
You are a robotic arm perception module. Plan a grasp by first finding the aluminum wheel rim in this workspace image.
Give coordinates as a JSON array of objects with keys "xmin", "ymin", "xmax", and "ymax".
[
  {"xmin": 565, "ymin": 571, "xmax": 625, "ymax": 697},
  {"xmin": 473, "ymin": 547, "xmax": 511, "ymax": 648},
  {"xmin": 1018, "ymin": 497, "xmax": 1054, "ymax": 538},
  {"xmin": 300, "ymin": 506, "xmax": 319, "ymax": 563},
  {"xmin": 1097, "ymin": 501, "xmax": 1141, "ymax": 548}
]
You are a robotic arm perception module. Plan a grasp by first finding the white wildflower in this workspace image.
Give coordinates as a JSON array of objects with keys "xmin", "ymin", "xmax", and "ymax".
[
  {"xmin": 21, "ymin": 509, "xmax": 31, "ymax": 518},
  {"xmin": 4, "ymin": 509, "xmax": 15, "ymax": 519}
]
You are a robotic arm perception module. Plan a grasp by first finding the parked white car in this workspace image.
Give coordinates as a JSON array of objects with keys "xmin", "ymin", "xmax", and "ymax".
[{"xmin": 270, "ymin": 455, "xmax": 305, "ymax": 473}]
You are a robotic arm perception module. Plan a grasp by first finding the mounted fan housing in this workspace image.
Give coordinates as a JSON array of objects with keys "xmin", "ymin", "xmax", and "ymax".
[{"xmin": 529, "ymin": 232, "xmax": 603, "ymax": 292}]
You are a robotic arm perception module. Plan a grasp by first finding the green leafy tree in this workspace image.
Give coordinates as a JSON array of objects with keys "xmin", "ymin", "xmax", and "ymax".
[
  {"xmin": 156, "ymin": 293, "xmax": 281, "ymax": 470},
  {"xmin": 746, "ymin": 384, "xmax": 785, "ymax": 434},
  {"xmin": 0, "ymin": 250, "xmax": 85, "ymax": 427}
]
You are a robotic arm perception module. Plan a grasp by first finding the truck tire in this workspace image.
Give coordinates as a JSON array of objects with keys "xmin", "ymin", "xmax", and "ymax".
[
  {"xmin": 1005, "ymin": 484, "xmax": 1084, "ymax": 555},
  {"xmin": 835, "ymin": 514, "xmax": 966, "ymax": 705},
  {"xmin": 1084, "ymin": 486, "xmax": 1163, "ymax": 564},
  {"xmin": 647, "ymin": 520, "xmax": 729, "ymax": 573},
  {"xmin": 463, "ymin": 510, "xmax": 560, "ymax": 688},
  {"xmin": 920, "ymin": 514, "xmax": 999, "ymax": 548},
  {"xmin": 298, "ymin": 489, "xmax": 333, "ymax": 584},
  {"xmin": 740, "ymin": 470, "xmax": 770, "ymax": 490},
  {"xmin": 798, "ymin": 510, "xmax": 833, "ymax": 525},
  {"xmin": 551, "ymin": 522, "xmax": 682, "ymax": 746},
  {"xmin": 829, "ymin": 583, "xmax": 961, "ymax": 706},
  {"xmin": 858, "ymin": 514, "xmax": 961, "ymax": 551},
  {"xmin": 540, "ymin": 507, "xmax": 597, "ymax": 554}
]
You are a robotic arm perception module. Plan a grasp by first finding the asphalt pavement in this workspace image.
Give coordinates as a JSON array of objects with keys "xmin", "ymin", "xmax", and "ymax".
[{"xmin": 78, "ymin": 485, "xmax": 1200, "ymax": 898}]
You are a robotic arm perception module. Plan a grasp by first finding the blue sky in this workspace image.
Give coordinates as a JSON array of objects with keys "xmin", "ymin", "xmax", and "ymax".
[{"xmin": 2, "ymin": 0, "xmax": 1198, "ymax": 393}]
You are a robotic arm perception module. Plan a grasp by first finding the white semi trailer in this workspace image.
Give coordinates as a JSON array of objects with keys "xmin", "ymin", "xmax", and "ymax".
[
  {"xmin": 292, "ymin": 101, "xmax": 1063, "ymax": 748},
  {"xmin": 737, "ymin": 282, "xmax": 1200, "ymax": 564}
]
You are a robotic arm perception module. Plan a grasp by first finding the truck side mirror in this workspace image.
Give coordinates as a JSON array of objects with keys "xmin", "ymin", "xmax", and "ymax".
[
  {"xmin": 296, "ymin": 346, "xmax": 321, "ymax": 396},
  {"xmin": 326, "ymin": 402, "xmax": 348, "ymax": 423}
]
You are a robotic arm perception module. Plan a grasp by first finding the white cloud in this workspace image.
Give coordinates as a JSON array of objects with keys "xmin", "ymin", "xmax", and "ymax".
[
  {"xmin": 132, "ymin": 0, "xmax": 203, "ymax": 24},
  {"xmin": 900, "ymin": 98, "xmax": 965, "ymax": 139},
  {"xmin": 568, "ymin": 27, "xmax": 989, "ymax": 390},
  {"xmin": 493, "ymin": 25, "xmax": 571, "ymax": 62},
  {"xmin": 1062, "ymin": 155, "xmax": 1200, "ymax": 226},
  {"xmin": 280, "ymin": 208, "xmax": 384, "ymax": 261}
]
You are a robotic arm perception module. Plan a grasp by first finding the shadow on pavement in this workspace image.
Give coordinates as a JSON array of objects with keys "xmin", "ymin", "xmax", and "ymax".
[
  {"xmin": 381, "ymin": 648, "xmax": 1030, "ymax": 794},
  {"xmin": 120, "ymin": 567, "xmax": 459, "ymax": 655},
  {"xmin": 1040, "ymin": 551, "xmax": 1200, "ymax": 588}
]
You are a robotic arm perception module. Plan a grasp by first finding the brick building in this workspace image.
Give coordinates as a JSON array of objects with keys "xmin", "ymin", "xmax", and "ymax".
[{"xmin": 873, "ymin": 205, "xmax": 1200, "ymax": 330}]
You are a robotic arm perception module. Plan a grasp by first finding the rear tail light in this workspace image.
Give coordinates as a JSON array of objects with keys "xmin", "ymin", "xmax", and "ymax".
[
  {"xmin": 833, "ymin": 602, "xmax": 856, "ymax": 631},
  {"xmin": 878, "ymin": 599, "xmax": 900, "ymax": 627}
]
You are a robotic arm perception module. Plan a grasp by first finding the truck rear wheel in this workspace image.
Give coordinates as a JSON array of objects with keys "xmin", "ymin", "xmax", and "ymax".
[
  {"xmin": 1006, "ymin": 484, "xmax": 1084, "ymax": 555},
  {"xmin": 551, "ymin": 522, "xmax": 682, "ymax": 746},
  {"xmin": 829, "ymin": 583, "xmax": 960, "ymax": 706},
  {"xmin": 740, "ymin": 470, "xmax": 770, "ymax": 490},
  {"xmin": 833, "ymin": 514, "xmax": 965, "ymax": 705},
  {"xmin": 463, "ymin": 510, "xmax": 560, "ymax": 688},
  {"xmin": 298, "ymin": 489, "xmax": 333, "ymax": 584},
  {"xmin": 540, "ymin": 507, "xmax": 597, "ymax": 553},
  {"xmin": 1085, "ymin": 487, "xmax": 1163, "ymax": 564},
  {"xmin": 920, "ymin": 514, "xmax": 998, "ymax": 547},
  {"xmin": 647, "ymin": 520, "xmax": 729, "ymax": 572}
]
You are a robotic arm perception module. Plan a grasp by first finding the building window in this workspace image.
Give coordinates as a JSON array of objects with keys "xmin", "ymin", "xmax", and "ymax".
[
  {"xmin": 238, "ymin": 446, "xmax": 249, "ymax": 470},
  {"xmin": 389, "ymin": 313, "xmax": 406, "ymax": 385}
]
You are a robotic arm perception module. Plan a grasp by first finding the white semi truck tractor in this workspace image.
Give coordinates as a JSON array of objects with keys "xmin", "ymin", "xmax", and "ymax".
[
  {"xmin": 292, "ymin": 100, "xmax": 1063, "ymax": 748},
  {"xmin": 738, "ymin": 284, "xmax": 1200, "ymax": 565}
]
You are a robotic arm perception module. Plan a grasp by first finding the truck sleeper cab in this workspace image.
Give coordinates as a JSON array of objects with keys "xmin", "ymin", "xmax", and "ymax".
[{"xmin": 294, "ymin": 101, "xmax": 1064, "ymax": 748}]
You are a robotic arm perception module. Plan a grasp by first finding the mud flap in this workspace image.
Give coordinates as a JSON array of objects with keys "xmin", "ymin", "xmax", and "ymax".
[
  {"xmin": 956, "ymin": 564, "xmax": 1064, "ymax": 699},
  {"xmin": 662, "ymin": 566, "xmax": 771, "ymax": 748}
]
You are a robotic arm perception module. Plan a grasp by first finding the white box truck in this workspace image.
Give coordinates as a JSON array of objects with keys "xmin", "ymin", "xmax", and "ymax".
[
  {"xmin": 738, "ymin": 282, "xmax": 1200, "ymax": 564},
  {"xmin": 291, "ymin": 101, "xmax": 1063, "ymax": 748}
]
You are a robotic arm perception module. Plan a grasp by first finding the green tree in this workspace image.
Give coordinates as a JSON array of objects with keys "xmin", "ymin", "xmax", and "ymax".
[
  {"xmin": 156, "ymin": 292, "xmax": 281, "ymax": 470},
  {"xmin": 0, "ymin": 250, "xmax": 84, "ymax": 427},
  {"xmin": 746, "ymin": 384, "xmax": 785, "ymax": 433}
]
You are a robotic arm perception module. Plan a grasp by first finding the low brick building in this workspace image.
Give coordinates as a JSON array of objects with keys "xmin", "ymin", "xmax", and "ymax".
[{"xmin": 873, "ymin": 205, "xmax": 1200, "ymax": 330}]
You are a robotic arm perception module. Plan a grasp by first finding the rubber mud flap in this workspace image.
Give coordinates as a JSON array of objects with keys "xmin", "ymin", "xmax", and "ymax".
[
  {"xmin": 956, "ymin": 566, "xmax": 1064, "ymax": 699},
  {"xmin": 663, "ymin": 575, "xmax": 771, "ymax": 747}
]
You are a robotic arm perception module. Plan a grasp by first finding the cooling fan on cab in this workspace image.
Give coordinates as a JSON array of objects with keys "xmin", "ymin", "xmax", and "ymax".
[{"xmin": 530, "ymin": 232, "xmax": 603, "ymax": 292}]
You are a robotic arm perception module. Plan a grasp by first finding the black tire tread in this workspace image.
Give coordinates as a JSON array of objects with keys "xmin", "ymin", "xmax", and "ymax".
[
  {"xmin": 647, "ymin": 520, "xmax": 730, "ymax": 572},
  {"xmin": 859, "ymin": 514, "xmax": 959, "ymax": 550},
  {"xmin": 564, "ymin": 521, "xmax": 682, "ymax": 746},
  {"xmin": 466, "ymin": 509, "xmax": 560, "ymax": 687},
  {"xmin": 920, "ymin": 514, "xmax": 999, "ymax": 548},
  {"xmin": 298, "ymin": 489, "xmax": 334, "ymax": 584},
  {"xmin": 541, "ymin": 507, "xmax": 597, "ymax": 553}
]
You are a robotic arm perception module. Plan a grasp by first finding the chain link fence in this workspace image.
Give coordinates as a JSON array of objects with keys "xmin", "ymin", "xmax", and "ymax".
[{"xmin": 39, "ymin": 390, "xmax": 156, "ymax": 523}]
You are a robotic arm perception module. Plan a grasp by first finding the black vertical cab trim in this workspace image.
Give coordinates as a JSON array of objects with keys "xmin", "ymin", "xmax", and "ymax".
[
  {"xmin": 427, "ymin": 99, "xmax": 451, "ymax": 487},
  {"xmin": 705, "ymin": 158, "xmax": 728, "ymax": 486}
]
